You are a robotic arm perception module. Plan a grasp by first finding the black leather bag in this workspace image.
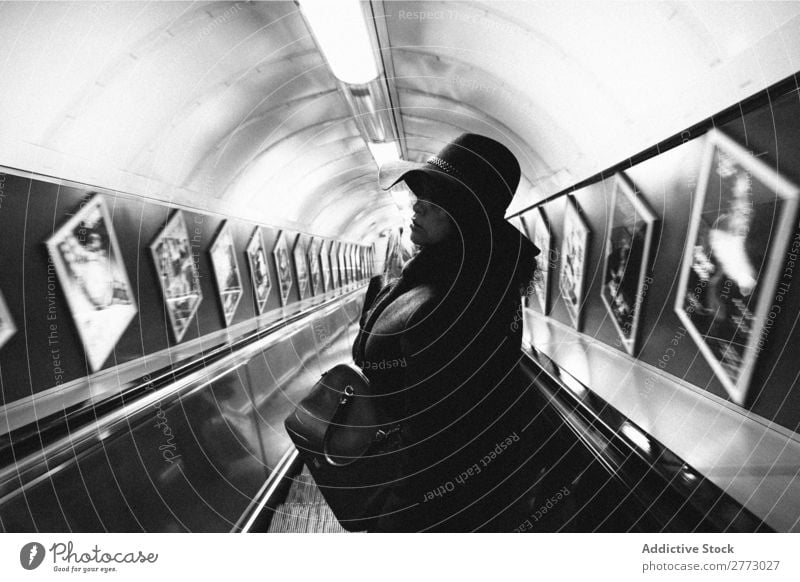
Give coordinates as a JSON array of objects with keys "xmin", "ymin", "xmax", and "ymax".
[{"xmin": 284, "ymin": 363, "xmax": 403, "ymax": 532}]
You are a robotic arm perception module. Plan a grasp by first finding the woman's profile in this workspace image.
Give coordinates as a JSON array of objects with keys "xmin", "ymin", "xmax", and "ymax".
[{"xmin": 352, "ymin": 133, "xmax": 540, "ymax": 531}]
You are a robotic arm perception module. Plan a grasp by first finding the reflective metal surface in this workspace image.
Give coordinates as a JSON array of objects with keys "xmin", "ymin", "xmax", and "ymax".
[
  {"xmin": 0, "ymin": 292, "xmax": 363, "ymax": 531},
  {"xmin": 524, "ymin": 308, "xmax": 800, "ymax": 532}
]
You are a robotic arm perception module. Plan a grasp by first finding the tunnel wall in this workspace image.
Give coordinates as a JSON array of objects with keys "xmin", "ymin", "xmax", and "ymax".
[
  {"xmin": 519, "ymin": 88, "xmax": 800, "ymax": 432},
  {"xmin": 0, "ymin": 170, "xmax": 372, "ymax": 410}
]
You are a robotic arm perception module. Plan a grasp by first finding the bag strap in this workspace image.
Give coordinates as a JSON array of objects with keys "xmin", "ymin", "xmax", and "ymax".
[{"xmin": 322, "ymin": 384, "xmax": 359, "ymax": 467}]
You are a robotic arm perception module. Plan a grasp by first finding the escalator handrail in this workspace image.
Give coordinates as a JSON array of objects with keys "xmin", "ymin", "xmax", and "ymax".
[
  {"xmin": 519, "ymin": 349, "xmax": 770, "ymax": 532},
  {"xmin": 0, "ymin": 287, "xmax": 366, "ymax": 502}
]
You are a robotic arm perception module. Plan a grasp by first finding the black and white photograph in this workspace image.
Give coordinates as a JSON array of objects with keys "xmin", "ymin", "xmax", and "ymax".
[
  {"xmin": 347, "ymin": 244, "xmax": 356, "ymax": 284},
  {"xmin": 293, "ymin": 234, "xmax": 310, "ymax": 300},
  {"xmin": 675, "ymin": 129, "xmax": 800, "ymax": 405},
  {"xmin": 336, "ymin": 242, "xmax": 349, "ymax": 287},
  {"xmin": 337, "ymin": 242, "xmax": 347, "ymax": 286},
  {"xmin": 246, "ymin": 226, "xmax": 271, "ymax": 315},
  {"xmin": 46, "ymin": 194, "xmax": 137, "ymax": 371},
  {"xmin": 601, "ymin": 175, "xmax": 658, "ymax": 356},
  {"xmin": 0, "ymin": 288, "xmax": 17, "ymax": 351},
  {"xmin": 348, "ymin": 244, "xmax": 356, "ymax": 282},
  {"xmin": 7, "ymin": 2, "xmax": 800, "ymax": 575},
  {"xmin": 150, "ymin": 210, "xmax": 203, "ymax": 343},
  {"xmin": 273, "ymin": 231, "xmax": 295, "ymax": 307},
  {"xmin": 558, "ymin": 196, "xmax": 591, "ymax": 330},
  {"xmin": 345, "ymin": 243, "xmax": 354, "ymax": 284},
  {"xmin": 345, "ymin": 243, "xmax": 353, "ymax": 285},
  {"xmin": 209, "ymin": 221, "xmax": 243, "ymax": 326},
  {"xmin": 525, "ymin": 208, "xmax": 553, "ymax": 314},
  {"xmin": 320, "ymin": 238, "xmax": 332, "ymax": 292},
  {"xmin": 368, "ymin": 246, "xmax": 375, "ymax": 277},
  {"xmin": 307, "ymin": 236, "xmax": 323, "ymax": 296},
  {"xmin": 329, "ymin": 240, "xmax": 340, "ymax": 289},
  {"xmin": 335, "ymin": 241, "xmax": 343, "ymax": 288}
]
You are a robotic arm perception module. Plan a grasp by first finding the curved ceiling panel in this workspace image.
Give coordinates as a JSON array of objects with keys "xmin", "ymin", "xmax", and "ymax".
[
  {"xmin": 149, "ymin": 53, "xmax": 336, "ymax": 191},
  {"xmin": 0, "ymin": 0, "xmax": 396, "ymax": 242},
  {"xmin": 0, "ymin": 1, "xmax": 799, "ymax": 244},
  {"xmin": 307, "ymin": 185, "xmax": 390, "ymax": 238},
  {"xmin": 391, "ymin": 48, "xmax": 582, "ymax": 177},
  {"xmin": 343, "ymin": 203, "xmax": 402, "ymax": 242},
  {"xmin": 188, "ymin": 92, "xmax": 348, "ymax": 199},
  {"xmin": 383, "ymin": 0, "xmax": 800, "ymax": 206},
  {"xmin": 46, "ymin": 2, "xmax": 311, "ymax": 175}
]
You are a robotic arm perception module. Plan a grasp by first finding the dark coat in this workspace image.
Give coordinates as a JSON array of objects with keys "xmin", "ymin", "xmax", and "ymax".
[{"xmin": 353, "ymin": 227, "xmax": 538, "ymax": 531}]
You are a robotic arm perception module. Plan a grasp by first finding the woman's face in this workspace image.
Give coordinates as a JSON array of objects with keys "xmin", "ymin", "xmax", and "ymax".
[{"xmin": 407, "ymin": 178, "xmax": 454, "ymax": 246}]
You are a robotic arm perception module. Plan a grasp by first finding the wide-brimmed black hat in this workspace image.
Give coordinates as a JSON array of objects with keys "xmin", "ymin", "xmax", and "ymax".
[{"xmin": 379, "ymin": 133, "xmax": 521, "ymax": 220}]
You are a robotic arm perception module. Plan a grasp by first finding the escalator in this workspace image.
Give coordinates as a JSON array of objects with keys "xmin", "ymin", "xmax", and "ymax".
[
  {"xmin": 0, "ymin": 282, "xmax": 773, "ymax": 533},
  {"xmin": 0, "ymin": 289, "xmax": 366, "ymax": 532},
  {"xmin": 267, "ymin": 468, "xmax": 346, "ymax": 534},
  {"xmin": 254, "ymin": 347, "xmax": 772, "ymax": 533}
]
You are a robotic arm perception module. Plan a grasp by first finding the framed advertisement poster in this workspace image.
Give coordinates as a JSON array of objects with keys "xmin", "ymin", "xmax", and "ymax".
[
  {"xmin": 348, "ymin": 243, "xmax": 355, "ymax": 284},
  {"xmin": 341, "ymin": 243, "xmax": 347, "ymax": 285},
  {"xmin": 246, "ymin": 227, "xmax": 271, "ymax": 315},
  {"xmin": 273, "ymin": 232, "xmax": 295, "ymax": 307},
  {"xmin": 209, "ymin": 222, "xmax": 243, "ymax": 326},
  {"xmin": 525, "ymin": 208, "xmax": 553, "ymax": 314},
  {"xmin": 293, "ymin": 234, "xmax": 310, "ymax": 300},
  {"xmin": 601, "ymin": 175, "xmax": 658, "ymax": 356},
  {"xmin": 338, "ymin": 243, "xmax": 348, "ymax": 286},
  {"xmin": 346, "ymin": 245, "xmax": 354, "ymax": 284},
  {"xmin": 0, "ymin": 289, "xmax": 17, "ymax": 351},
  {"xmin": 47, "ymin": 195, "xmax": 137, "ymax": 370},
  {"xmin": 150, "ymin": 211, "xmax": 202, "ymax": 343},
  {"xmin": 329, "ymin": 241, "xmax": 340, "ymax": 289},
  {"xmin": 559, "ymin": 196, "xmax": 591, "ymax": 330},
  {"xmin": 675, "ymin": 129, "xmax": 799, "ymax": 405},
  {"xmin": 321, "ymin": 239, "xmax": 332, "ymax": 292},
  {"xmin": 307, "ymin": 237, "xmax": 323, "ymax": 296},
  {"xmin": 345, "ymin": 244, "xmax": 356, "ymax": 283}
]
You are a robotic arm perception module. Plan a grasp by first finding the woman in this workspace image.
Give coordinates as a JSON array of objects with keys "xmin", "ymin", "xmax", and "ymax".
[{"xmin": 352, "ymin": 134, "xmax": 540, "ymax": 531}]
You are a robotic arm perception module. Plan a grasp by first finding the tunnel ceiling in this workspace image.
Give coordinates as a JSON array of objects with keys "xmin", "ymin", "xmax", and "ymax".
[{"xmin": 0, "ymin": 1, "xmax": 799, "ymax": 243}]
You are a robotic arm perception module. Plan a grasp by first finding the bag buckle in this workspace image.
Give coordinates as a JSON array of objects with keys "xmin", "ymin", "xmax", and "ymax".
[
  {"xmin": 375, "ymin": 426, "xmax": 401, "ymax": 442},
  {"xmin": 339, "ymin": 385, "xmax": 354, "ymax": 405}
]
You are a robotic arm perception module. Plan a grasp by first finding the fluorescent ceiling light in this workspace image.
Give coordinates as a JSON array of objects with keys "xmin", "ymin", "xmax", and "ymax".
[
  {"xmin": 299, "ymin": 0, "xmax": 379, "ymax": 85},
  {"xmin": 367, "ymin": 141, "xmax": 400, "ymax": 168}
]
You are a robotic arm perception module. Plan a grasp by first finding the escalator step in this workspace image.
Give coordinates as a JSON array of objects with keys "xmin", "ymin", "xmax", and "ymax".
[
  {"xmin": 284, "ymin": 474, "xmax": 323, "ymax": 504},
  {"xmin": 267, "ymin": 502, "xmax": 347, "ymax": 533},
  {"xmin": 266, "ymin": 464, "xmax": 348, "ymax": 532}
]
